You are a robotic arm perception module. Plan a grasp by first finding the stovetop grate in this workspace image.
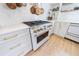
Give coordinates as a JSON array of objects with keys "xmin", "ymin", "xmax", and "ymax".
[{"xmin": 23, "ymin": 20, "xmax": 50, "ymax": 26}]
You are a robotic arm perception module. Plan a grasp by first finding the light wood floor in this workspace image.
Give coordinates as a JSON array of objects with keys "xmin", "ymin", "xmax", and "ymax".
[{"xmin": 26, "ymin": 35, "xmax": 79, "ymax": 56}]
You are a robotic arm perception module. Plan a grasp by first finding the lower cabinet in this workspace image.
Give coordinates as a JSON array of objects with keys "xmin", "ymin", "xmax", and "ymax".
[
  {"xmin": 54, "ymin": 21, "xmax": 70, "ymax": 37},
  {"xmin": 0, "ymin": 28, "xmax": 32, "ymax": 56},
  {"xmin": 49, "ymin": 23, "xmax": 55, "ymax": 35},
  {"xmin": 54, "ymin": 21, "xmax": 79, "ymax": 42},
  {"xmin": 65, "ymin": 23, "xmax": 79, "ymax": 42}
]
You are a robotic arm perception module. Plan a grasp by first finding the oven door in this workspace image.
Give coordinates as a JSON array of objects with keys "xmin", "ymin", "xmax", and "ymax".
[
  {"xmin": 37, "ymin": 31, "xmax": 49, "ymax": 43},
  {"xmin": 32, "ymin": 31, "xmax": 49, "ymax": 50}
]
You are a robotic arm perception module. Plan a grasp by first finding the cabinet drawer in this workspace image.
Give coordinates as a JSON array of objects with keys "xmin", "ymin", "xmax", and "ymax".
[
  {"xmin": 66, "ymin": 23, "xmax": 79, "ymax": 42},
  {"xmin": 0, "ymin": 28, "xmax": 31, "ymax": 56},
  {"xmin": 0, "ymin": 33, "xmax": 30, "ymax": 56},
  {"xmin": 0, "ymin": 28, "xmax": 29, "ymax": 44},
  {"xmin": 7, "ymin": 42, "xmax": 31, "ymax": 56},
  {"xmin": 6, "ymin": 43, "xmax": 26, "ymax": 56},
  {"xmin": 67, "ymin": 24, "xmax": 79, "ymax": 36},
  {"xmin": 5, "ymin": 33, "xmax": 31, "ymax": 56},
  {"xmin": 0, "ymin": 39, "xmax": 22, "ymax": 56}
]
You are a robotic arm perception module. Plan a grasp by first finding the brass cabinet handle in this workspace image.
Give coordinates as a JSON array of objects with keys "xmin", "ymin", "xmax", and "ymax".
[
  {"xmin": 4, "ymin": 34, "xmax": 18, "ymax": 40},
  {"xmin": 10, "ymin": 43, "xmax": 21, "ymax": 50}
]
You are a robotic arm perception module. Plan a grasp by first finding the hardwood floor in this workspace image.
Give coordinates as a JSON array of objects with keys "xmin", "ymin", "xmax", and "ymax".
[{"xmin": 26, "ymin": 35, "xmax": 79, "ymax": 56}]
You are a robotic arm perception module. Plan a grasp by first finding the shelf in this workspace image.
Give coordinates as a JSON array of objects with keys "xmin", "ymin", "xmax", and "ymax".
[{"xmin": 61, "ymin": 9, "xmax": 79, "ymax": 13}]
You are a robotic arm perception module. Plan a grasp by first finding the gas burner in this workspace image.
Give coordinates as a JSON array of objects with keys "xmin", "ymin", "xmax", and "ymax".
[{"xmin": 23, "ymin": 20, "xmax": 50, "ymax": 27}]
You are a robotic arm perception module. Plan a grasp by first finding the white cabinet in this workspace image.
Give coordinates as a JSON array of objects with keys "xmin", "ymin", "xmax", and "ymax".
[
  {"xmin": 54, "ymin": 21, "xmax": 79, "ymax": 42},
  {"xmin": 0, "ymin": 28, "xmax": 32, "ymax": 56},
  {"xmin": 48, "ymin": 21, "xmax": 55, "ymax": 35},
  {"xmin": 67, "ymin": 24, "xmax": 79, "ymax": 35},
  {"xmin": 54, "ymin": 21, "xmax": 70, "ymax": 37},
  {"xmin": 66, "ymin": 23, "xmax": 79, "ymax": 42}
]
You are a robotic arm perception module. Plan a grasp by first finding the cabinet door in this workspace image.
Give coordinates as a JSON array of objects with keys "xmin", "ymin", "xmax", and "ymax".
[
  {"xmin": 7, "ymin": 28, "xmax": 32, "ymax": 56},
  {"xmin": 0, "ymin": 28, "xmax": 32, "ymax": 56},
  {"xmin": 67, "ymin": 24, "xmax": 79, "ymax": 36},
  {"xmin": 0, "ymin": 27, "xmax": 31, "ymax": 44},
  {"xmin": 54, "ymin": 22, "xmax": 60, "ymax": 35},
  {"xmin": 59, "ymin": 22, "xmax": 70, "ymax": 37},
  {"xmin": 66, "ymin": 23, "xmax": 79, "ymax": 42},
  {"xmin": 54, "ymin": 22, "xmax": 70, "ymax": 37}
]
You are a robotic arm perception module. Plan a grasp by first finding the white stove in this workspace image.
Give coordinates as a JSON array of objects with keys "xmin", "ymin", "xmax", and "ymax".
[{"xmin": 23, "ymin": 20, "xmax": 53, "ymax": 50}]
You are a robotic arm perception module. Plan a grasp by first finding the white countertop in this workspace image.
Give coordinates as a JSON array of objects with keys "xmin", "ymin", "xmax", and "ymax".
[
  {"xmin": 56, "ymin": 19, "xmax": 79, "ymax": 23},
  {"xmin": 0, "ymin": 23, "xmax": 29, "ymax": 35}
]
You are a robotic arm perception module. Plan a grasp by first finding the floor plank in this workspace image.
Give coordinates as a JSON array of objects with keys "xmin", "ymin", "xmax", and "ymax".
[{"xmin": 26, "ymin": 35, "xmax": 79, "ymax": 56}]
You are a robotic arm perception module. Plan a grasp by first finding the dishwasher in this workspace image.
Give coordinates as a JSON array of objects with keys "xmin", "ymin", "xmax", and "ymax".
[{"xmin": 65, "ymin": 23, "xmax": 79, "ymax": 42}]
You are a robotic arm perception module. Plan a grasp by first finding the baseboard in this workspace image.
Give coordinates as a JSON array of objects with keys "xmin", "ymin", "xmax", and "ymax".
[
  {"xmin": 64, "ymin": 37, "xmax": 79, "ymax": 44},
  {"xmin": 54, "ymin": 34, "xmax": 64, "ymax": 38}
]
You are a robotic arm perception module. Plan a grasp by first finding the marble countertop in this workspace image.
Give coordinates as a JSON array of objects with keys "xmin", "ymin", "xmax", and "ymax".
[
  {"xmin": 0, "ymin": 23, "xmax": 29, "ymax": 35},
  {"xmin": 56, "ymin": 20, "xmax": 79, "ymax": 23}
]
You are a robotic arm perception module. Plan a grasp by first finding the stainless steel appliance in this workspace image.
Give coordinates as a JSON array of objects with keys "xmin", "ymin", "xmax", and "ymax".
[{"xmin": 23, "ymin": 20, "xmax": 52, "ymax": 50}]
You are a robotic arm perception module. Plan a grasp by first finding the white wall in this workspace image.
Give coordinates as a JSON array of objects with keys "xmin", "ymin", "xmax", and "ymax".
[
  {"xmin": 50, "ymin": 3, "xmax": 60, "ymax": 20},
  {"xmin": 34, "ymin": 3, "xmax": 50, "ymax": 21},
  {"xmin": 58, "ymin": 3, "xmax": 79, "ymax": 22},
  {"xmin": 61, "ymin": 3, "xmax": 79, "ymax": 11},
  {"xmin": 0, "ymin": 3, "xmax": 50, "ymax": 27}
]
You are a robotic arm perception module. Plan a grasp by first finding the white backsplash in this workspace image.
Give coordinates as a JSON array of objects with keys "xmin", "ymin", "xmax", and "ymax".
[
  {"xmin": 58, "ymin": 3, "xmax": 79, "ymax": 22},
  {"xmin": 0, "ymin": 3, "xmax": 50, "ymax": 27}
]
